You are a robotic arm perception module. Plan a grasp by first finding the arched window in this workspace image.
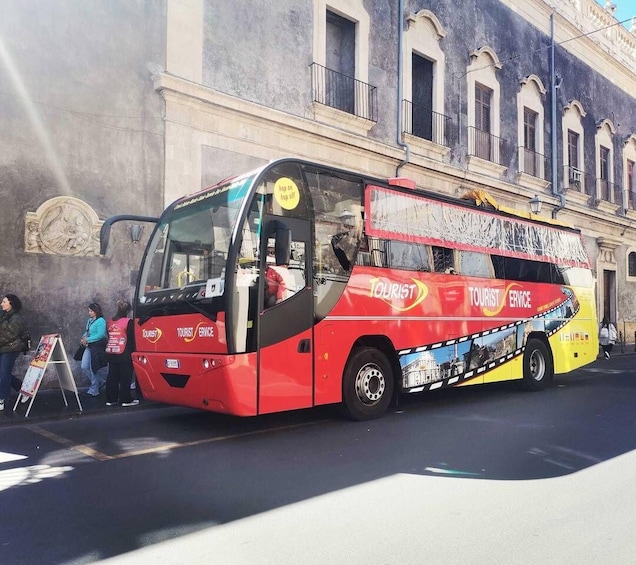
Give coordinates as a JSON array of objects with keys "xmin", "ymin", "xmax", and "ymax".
[
  {"xmin": 402, "ymin": 10, "xmax": 448, "ymax": 150},
  {"xmin": 466, "ymin": 47, "xmax": 505, "ymax": 176},
  {"xmin": 562, "ymin": 100, "xmax": 586, "ymax": 193},
  {"xmin": 629, "ymin": 251, "xmax": 636, "ymax": 278},
  {"xmin": 595, "ymin": 119, "xmax": 617, "ymax": 204},
  {"xmin": 623, "ymin": 135, "xmax": 636, "ymax": 212},
  {"xmin": 517, "ymin": 75, "xmax": 546, "ymax": 181}
]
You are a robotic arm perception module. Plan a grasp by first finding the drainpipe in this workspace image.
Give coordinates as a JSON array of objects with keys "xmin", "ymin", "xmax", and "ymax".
[
  {"xmin": 396, "ymin": 0, "xmax": 410, "ymax": 176},
  {"xmin": 550, "ymin": 12, "xmax": 565, "ymax": 218}
]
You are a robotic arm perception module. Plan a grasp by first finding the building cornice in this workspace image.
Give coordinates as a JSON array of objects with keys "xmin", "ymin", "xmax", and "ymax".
[{"xmin": 500, "ymin": 0, "xmax": 635, "ymax": 96}]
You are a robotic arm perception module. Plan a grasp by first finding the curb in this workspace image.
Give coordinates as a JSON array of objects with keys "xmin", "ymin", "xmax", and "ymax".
[{"xmin": 1, "ymin": 388, "xmax": 160, "ymax": 427}]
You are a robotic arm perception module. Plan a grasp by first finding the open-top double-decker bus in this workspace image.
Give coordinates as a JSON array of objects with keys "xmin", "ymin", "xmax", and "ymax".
[{"xmin": 103, "ymin": 158, "xmax": 598, "ymax": 420}]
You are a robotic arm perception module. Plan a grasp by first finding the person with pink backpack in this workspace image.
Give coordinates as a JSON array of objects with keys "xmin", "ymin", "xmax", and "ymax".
[{"xmin": 104, "ymin": 300, "xmax": 138, "ymax": 406}]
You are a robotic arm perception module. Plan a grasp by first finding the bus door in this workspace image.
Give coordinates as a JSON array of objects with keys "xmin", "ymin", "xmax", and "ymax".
[{"xmin": 258, "ymin": 217, "xmax": 314, "ymax": 414}]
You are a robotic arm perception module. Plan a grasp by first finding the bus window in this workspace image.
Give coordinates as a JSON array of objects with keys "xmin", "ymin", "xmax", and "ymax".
[
  {"xmin": 169, "ymin": 248, "xmax": 225, "ymax": 286},
  {"xmin": 458, "ymin": 250, "xmax": 493, "ymax": 278},
  {"xmin": 264, "ymin": 239, "xmax": 306, "ymax": 307},
  {"xmin": 357, "ymin": 236, "xmax": 388, "ymax": 268},
  {"xmin": 561, "ymin": 266, "xmax": 592, "ymax": 287},
  {"xmin": 491, "ymin": 254, "xmax": 506, "ymax": 279},
  {"xmin": 389, "ymin": 241, "xmax": 430, "ymax": 272},
  {"xmin": 432, "ymin": 246, "xmax": 454, "ymax": 273},
  {"xmin": 307, "ymin": 171, "xmax": 363, "ymax": 319},
  {"xmin": 231, "ymin": 204, "xmax": 263, "ymax": 353}
]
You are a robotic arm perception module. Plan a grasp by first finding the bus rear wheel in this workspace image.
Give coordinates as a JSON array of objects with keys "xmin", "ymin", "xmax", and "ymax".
[
  {"xmin": 342, "ymin": 347, "xmax": 394, "ymax": 421},
  {"xmin": 522, "ymin": 338, "xmax": 553, "ymax": 391}
]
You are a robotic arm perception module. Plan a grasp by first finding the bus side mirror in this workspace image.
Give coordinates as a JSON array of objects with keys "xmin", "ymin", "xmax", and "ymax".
[{"xmin": 275, "ymin": 226, "xmax": 292, "ymax": 266}]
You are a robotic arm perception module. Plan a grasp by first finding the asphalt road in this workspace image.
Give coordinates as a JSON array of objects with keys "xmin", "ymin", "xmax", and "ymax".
[{"xmin": 1, "ymin": 353, "xmax": 636, "ymax": 565}]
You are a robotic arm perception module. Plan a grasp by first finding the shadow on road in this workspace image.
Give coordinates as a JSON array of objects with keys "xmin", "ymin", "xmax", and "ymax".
[{"xmin": 1, "ymin": 354, "xmax": 635, "ymax": 563}]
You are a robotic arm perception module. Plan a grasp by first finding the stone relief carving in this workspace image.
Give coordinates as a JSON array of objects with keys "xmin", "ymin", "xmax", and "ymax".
[
  {"xmin": 596, "ymin": 236, "xmax": 622, "ymax": 266},
  {"xmin": 24, "ymin": 197, "xmax": 103, "ymax": 256}
]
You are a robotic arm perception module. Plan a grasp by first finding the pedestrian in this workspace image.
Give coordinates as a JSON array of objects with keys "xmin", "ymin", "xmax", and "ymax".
[
  {"xmin": 598, "ymin": 315, "xmax": 617, "ymax": 359},
  {"xmin": 0, "ymin": 294, "xmax": 29, "ymax": 411},
  {"xmin": 104, "ymin": 299, "xmax": 138, "ymax": 407},
  {"xmin": 80, "ymin": 302, "xmax": 108, "ymax": 396}
]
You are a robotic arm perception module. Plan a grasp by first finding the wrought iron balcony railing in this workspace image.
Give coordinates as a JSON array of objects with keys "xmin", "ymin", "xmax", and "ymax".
[
  {"xmin": 310, "ymin": 63, "xmax": 377, "ymax": 122},
  {"xmin": 518, "ymin": 147, "xmax": 549, "ymax": 180},
  {"xmin": 467, "ymin": 127, "xmax": 504, "ymax": 165},
  {"xmin": 401, "ymin": 100, "xmax": 451, "ymax": 147},
  {"xmin": 567, "ymin": 166, "xmax": 586, "ymax": 192},
  {"xmin": 597, "ymin": 178, "xmax": 622, "ymax": 205},
  {"xmin": 629, "ymin": 189, "xmax": 636, "ymax": 211}
]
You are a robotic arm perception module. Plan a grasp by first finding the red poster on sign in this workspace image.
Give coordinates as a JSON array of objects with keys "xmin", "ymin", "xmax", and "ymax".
[{"xmin": 16, "ymin": 334, "xmax": 82, "ymax": 418}]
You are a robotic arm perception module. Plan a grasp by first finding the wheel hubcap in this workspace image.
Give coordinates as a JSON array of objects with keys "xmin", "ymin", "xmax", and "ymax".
[
  {"xmin": 355, "ymin": 363, "xmax": 385, "ymax": 406},
  {"xmin": 529, "ymin": 350, "xmax": 546, "ymax": 381}
]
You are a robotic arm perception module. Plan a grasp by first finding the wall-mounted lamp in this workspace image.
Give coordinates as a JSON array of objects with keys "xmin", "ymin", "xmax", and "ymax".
[
  {"xmin": 529, "ymin": 195, "xmax": 543, "ymax": 215},
  {"xmin": 339, "ymin": 210, "xmax": 356, "ymax": 228},
  {"xmin": 129, "ymin": 224, "xmax": 144, "ymax": 244}
]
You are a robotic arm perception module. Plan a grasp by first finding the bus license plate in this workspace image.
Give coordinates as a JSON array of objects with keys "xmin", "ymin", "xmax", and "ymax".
[{"xmin": 165, "ymin": 359, "xmax": 180, "ymax": 369}]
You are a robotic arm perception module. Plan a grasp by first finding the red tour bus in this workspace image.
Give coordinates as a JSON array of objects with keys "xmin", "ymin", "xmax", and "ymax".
[{"xmin": 105, "ymin": 158, "xmax": 598, "ymax": 420}]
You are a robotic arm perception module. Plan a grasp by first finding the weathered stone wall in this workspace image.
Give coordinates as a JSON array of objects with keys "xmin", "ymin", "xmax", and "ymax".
[{"xmin": 0, "ymin": 0, "xmax": 166, "ymax": 384}]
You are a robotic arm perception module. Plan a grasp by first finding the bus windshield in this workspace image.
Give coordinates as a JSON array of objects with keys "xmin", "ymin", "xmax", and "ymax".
[{"xmin": 137, "ymin": 174, "xmax": 255, "ymax": 318}]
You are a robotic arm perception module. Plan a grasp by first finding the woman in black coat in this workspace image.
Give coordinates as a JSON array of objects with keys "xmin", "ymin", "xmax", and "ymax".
[{"xmin": 0, "ymin": 294, "xmax": 28, "ymax": 411}]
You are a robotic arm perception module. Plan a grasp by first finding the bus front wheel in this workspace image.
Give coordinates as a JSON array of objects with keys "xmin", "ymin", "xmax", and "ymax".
[
  {"xmin": 522, "ymin": 338, "xmax": 553, "ymax": 391},
  {"xmin": 342, "ymin": 347, "xmax": 394, "ymax": 421}
]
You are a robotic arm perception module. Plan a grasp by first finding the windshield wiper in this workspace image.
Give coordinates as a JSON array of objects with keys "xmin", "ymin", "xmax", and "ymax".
[
  {"xmin": 137, "ymin": 290, "xmax": 219, "ymax": 325},
  {"xmin": 178, "ymin": 294, "xmax": 218, "ymax": 322},
  {"xmin": 138, "ymin": 303, "xmax": 170, "ymax": 325}
]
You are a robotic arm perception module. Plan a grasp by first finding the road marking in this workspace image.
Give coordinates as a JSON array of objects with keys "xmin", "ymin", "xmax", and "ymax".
[
  {"xmin": 28, "ymin": 425, "xmax": 111, "ymax": 461},
  {"xmin": 27, "ymin": 420, "xmax": 325, "ymax": 461},
  {"xmin": 0, "ymin": 451, "xmax": 28, "ymax": 463}
]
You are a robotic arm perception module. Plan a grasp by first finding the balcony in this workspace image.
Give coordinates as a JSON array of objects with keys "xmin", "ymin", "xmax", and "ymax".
[
  {"xmin": 310, "ymin": 63, "xmax": 377, "ymax": 126},
  {"xmin": 597, "ymin": 178, "xmax": 622, "ymax": 205},
  {"xmin": 629, "ymin": 190, "xmax": 636, "ymax": 212},
  {"xmin": 468, "ymin": 127, "xmax": 504, "ymax": 165},
  {"xmin": 567, "ymin": 166, "xmax": 586, "ymax": 193},
  {"xmin": 516, "ymin": 147, "xmax": 550, "ymax": 191},
  {"xmin": 518, "ymin": 147, "xmax": 549, "ymax": 180},
  {"xmin": 401, "ymin": 100, "xmax": 451, "ymax": 147}
]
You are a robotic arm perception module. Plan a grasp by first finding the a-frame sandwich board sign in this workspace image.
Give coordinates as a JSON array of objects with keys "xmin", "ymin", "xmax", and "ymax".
[{"xmin": 14, "ymin": 334, "xmax": 83, "ymax": 418}]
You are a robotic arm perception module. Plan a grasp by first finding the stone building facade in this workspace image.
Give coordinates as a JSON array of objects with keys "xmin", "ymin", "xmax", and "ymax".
[{"xmin": 1, "ymin": 0, "xmax": 635, "ymax": 385}]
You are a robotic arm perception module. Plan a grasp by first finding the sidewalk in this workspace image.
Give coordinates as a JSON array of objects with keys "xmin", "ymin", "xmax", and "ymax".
[{"xmin": 0, "ymin": 385, "xmax": 159, "ymax": 427}]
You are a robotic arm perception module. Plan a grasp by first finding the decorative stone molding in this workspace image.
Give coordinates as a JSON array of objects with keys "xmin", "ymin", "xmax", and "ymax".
[
  {"xmin": 519, "ymin": 74, "xmax": 547, "ymax": 95},
  {"xmin": 596, "ymin": 118, "xmax": 617, "ymax": 134},
  {"xmin": 311, "ymin": 102, "xmax": 376, "ymax": 136},
  {"xmin": 403, "ymin": 133, "xmax": 451, "ymax": 161},
  {"xmin": 597, "ymin": 236, "xmax": 622, "ymax": 265},
  {"xmin": 469, "ymin": 47, "xmax": 503, "ymax": 69},
  {"xmin": 466, "ymin": 154, "xmax": 507, "ymax": 179},
  {"xmin": 406, "ymin": 10, "xmax": 447, "ymax": 39},
  {"xmin": 624, "ymin": 134, "xmax": 636, "ymax": 147},
  {"xmin": 516, "ymin": 171, "xmax": 550, "ymax": 192},
  {"xmin": 25, "ymin": 197, "xmax": 103, "ymax": 256},
  {"xmin": 563, "ymin": 100, "xmax": 587, "ymax": 118}
]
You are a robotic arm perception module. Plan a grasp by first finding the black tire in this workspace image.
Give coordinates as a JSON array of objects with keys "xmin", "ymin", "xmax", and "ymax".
[
  {"xmin": 522, "ymin": 338, "xmax": 553, "ymax": 391},
  {"xmin": 342, "ymin": 347, "xmax": 394, "ymax": 421}
]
